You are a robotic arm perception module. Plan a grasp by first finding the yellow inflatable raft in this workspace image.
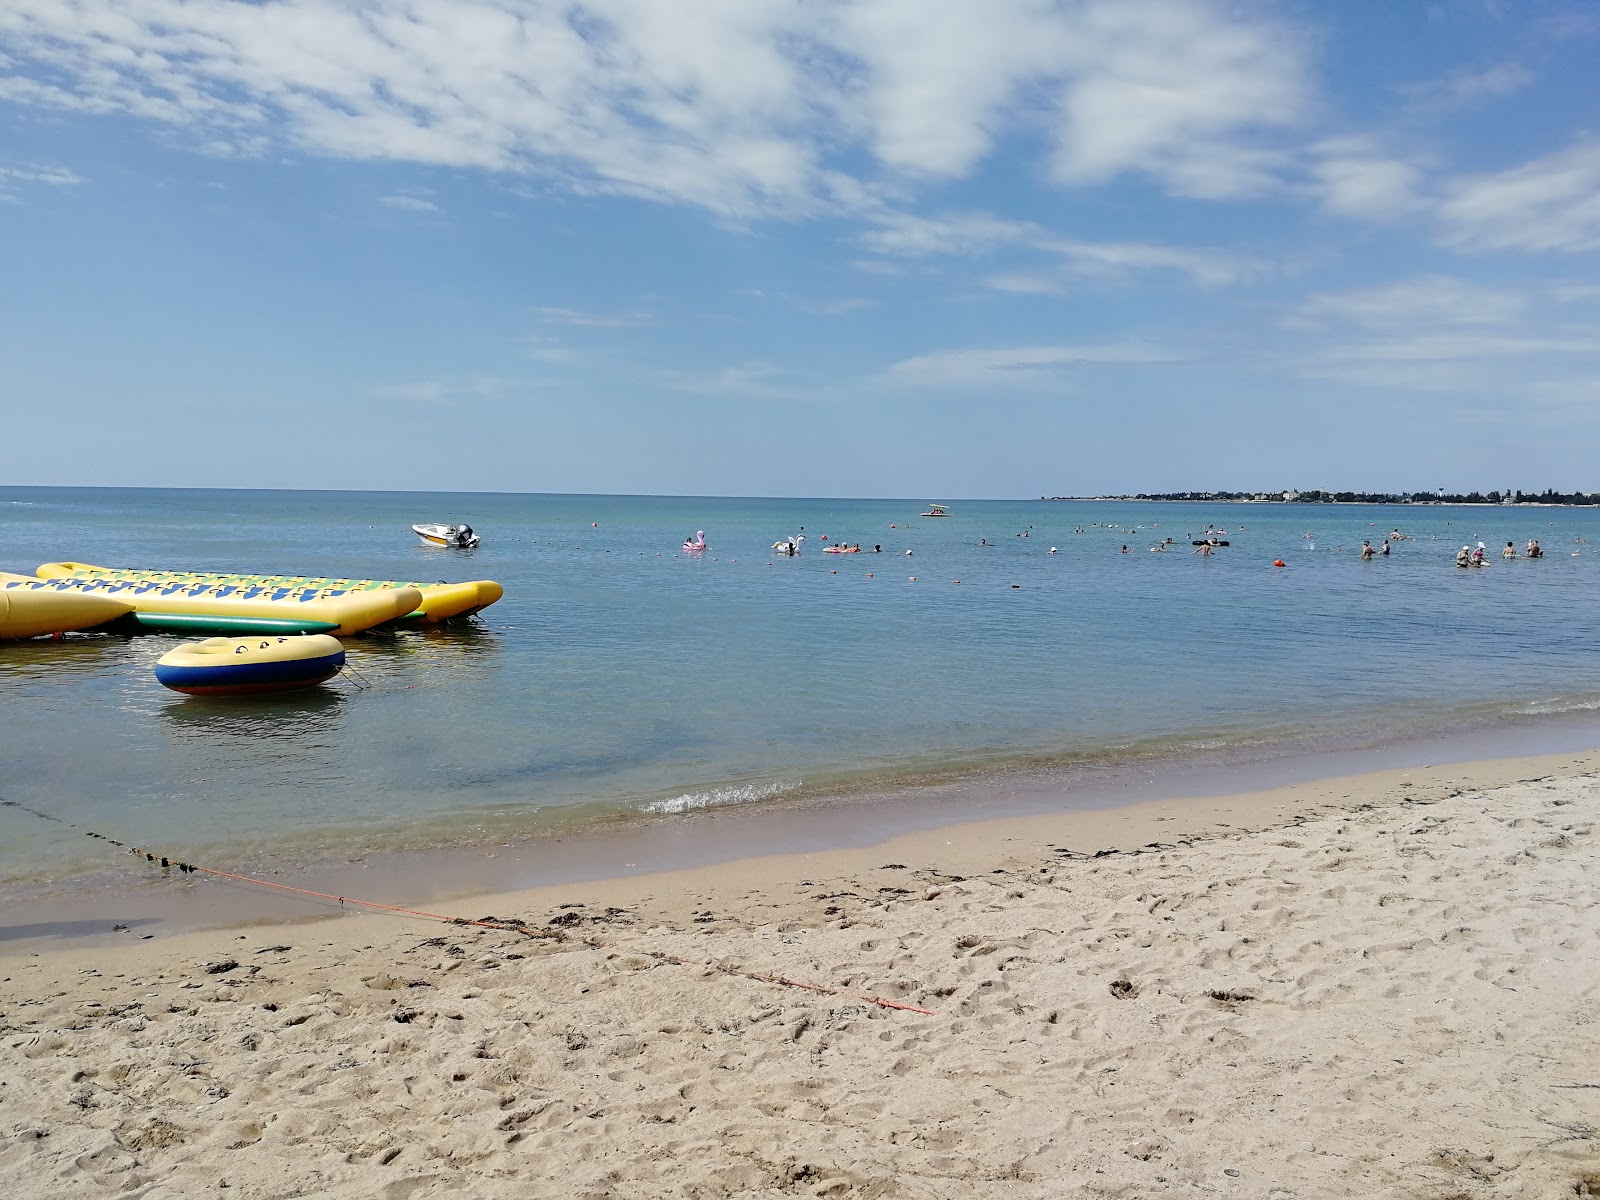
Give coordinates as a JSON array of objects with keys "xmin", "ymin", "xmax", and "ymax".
[
  {"xmin": 37, "ymin": 563, "xmax": 501, "ymax": 626},
  {"xmin": 0, "ymin": 580, "xmax": 134, "ymax": 638},
  {"xmin": 155, "ymin": 634, "xmax": 346, "ymax": 696},
  {"xmin": 5, "ymin": 571, "xmax": 420, "ymax": 637}
]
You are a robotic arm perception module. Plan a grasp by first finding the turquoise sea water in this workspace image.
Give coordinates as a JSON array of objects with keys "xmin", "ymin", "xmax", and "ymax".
[{"xmin": 4, "ymin": 486, "xmax": 1600, "ymax": 896}]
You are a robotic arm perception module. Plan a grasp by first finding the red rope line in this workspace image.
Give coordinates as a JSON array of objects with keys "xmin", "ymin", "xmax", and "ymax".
[{"xmin": 188, "ymin": 863, "xmax": 936, "ymax": 1015}]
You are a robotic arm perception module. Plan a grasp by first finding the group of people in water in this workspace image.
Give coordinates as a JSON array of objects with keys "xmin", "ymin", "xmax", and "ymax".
[
  {"xmin": 1456, "ymin": 540, "xmax": 1543, "ymax": 567},
  {"xmin": 748, "ymin": 521, "xmax": 1570, "ymax": 568}
]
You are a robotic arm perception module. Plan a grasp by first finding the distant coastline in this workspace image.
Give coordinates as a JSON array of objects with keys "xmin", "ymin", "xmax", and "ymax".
[{"xmin": 1043, "ymin": 489, "xmax": 1598, "ymax": 506}]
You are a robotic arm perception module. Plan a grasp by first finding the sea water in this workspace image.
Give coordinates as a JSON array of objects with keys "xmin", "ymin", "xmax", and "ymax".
[{"xmin": 3, "ymin": 487, "xmax": 1599, "ymax": 897}]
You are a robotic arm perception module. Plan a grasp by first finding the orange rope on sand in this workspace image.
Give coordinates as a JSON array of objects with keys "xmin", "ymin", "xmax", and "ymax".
[{"xmin": 1, "ymin": 799, "xmax": 937, "ymax": 1016}]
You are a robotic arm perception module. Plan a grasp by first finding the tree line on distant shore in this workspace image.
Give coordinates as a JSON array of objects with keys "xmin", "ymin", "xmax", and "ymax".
[{"xmin": 1042, "ymin": 489, "xmax": 1599, "ymax": 505}]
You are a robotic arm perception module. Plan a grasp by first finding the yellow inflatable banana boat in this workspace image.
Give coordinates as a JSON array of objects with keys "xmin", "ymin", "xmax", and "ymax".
[
  {"xmin": 0, "ymin": 579, "xmax": 134, "ymax": 638},
  {"xmin": 7, "ymin": 570, "xmax": 420, "ymax": 637},
  {"xmin": 37, "ymin": 562, "xmax": 502, "ymax": 626}
]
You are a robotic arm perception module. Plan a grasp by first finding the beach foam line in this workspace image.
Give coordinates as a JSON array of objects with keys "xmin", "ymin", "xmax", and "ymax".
[{"xmin": 643, "ymin": 778, "xmax": 801, "ymax": 815}]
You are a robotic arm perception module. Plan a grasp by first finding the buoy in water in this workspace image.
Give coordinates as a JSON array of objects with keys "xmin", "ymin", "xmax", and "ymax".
[
  {"xmin": 1273, "ymin": 559, "xmax": 1286, "ymax": 568},
  {"xmin": 155, "ymin": 634, "xmax": 345, "ymax": 696}
]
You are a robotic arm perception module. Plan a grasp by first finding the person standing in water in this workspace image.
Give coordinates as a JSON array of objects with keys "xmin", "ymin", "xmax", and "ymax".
[
  {"xmin": 1503, "ymin": 541, "xmax": 1517, "ymax": 558},
  {"xmin": 1360, "ymin": 541, "xmax": 1375, "ymax": 560}
]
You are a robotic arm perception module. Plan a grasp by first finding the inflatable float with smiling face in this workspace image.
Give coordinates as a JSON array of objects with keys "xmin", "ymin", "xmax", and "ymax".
[{"xmin": 154, "ymin": 634, "xmax": 346, "ymax": 696}]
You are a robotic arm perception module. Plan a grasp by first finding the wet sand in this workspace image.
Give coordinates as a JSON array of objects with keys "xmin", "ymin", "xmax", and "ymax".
[{"xmin": 2, "ymin": 749, "xmax": 1598, "ymax": 1198}]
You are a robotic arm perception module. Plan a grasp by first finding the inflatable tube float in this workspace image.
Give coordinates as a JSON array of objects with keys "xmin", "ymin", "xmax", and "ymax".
[
  {"xmin": 683, "ymin": 531, "xmax": 707, "ymax": 552},
  {"xmin": 14, "ymin": 569, "xmax": 419, "ymax": 637},
  {"xmin": 822, "ymin": 546, "xmax": 861, "ymax": 554},
  {"xmin": 0, "ymin": 579, "xmax": 133, "ymax": 638},
  {"xmin": 155, "ymin": 634, "xmax": 345, "ymax": 696},
  {"xmin": 36, "ymin": 563, "xmax": 501, "ymax": 626},
  {"xmin": 1191, "ymin": 540, "xmax": 1230, "ymax": 547}
]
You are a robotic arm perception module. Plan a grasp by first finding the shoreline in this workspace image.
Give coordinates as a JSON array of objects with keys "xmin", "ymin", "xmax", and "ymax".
[
  {"xmin": 0, "ymin": 713, "xmax": 1593, "ymax": 960},
  {"xmin": 2, "ymin": 747, "xmax": 1596, "ymax": 1197},
  {"xmin": 4, "ymin": 711, "xmax": 1600, "ymax": 947}
]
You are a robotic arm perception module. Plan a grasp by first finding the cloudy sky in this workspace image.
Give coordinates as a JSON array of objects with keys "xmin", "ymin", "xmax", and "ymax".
[{"xmin": 3, "ymin": 0, "xmax": 1598, "ymax": 497}]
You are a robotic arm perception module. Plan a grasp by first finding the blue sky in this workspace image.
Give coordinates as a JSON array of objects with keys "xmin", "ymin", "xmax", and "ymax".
[{"xmin": 2, "ymin": 0, "xmax": 1598, "ymax": 498}]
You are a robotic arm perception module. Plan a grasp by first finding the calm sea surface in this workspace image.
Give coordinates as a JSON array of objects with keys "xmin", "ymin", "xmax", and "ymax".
[{"xmin": 4, "ymin": 487, "xmax": 1599, "ymax": 896}]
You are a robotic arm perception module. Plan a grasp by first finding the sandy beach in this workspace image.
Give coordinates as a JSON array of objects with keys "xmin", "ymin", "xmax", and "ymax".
[{"xmin": 3, "ymin": 749, "xmax": 1598, "ymax": 1199}]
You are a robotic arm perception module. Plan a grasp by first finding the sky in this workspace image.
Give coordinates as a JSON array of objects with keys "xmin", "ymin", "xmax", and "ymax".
[{"xmin": 2, "ymin": 0, "xmax": 1599, "ymax": 499}]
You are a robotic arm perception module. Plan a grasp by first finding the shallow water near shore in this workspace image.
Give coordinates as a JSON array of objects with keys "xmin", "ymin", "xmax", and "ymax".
[{"xmin": 4, "ymin": 486, "xmax": 1600, "ymax": 904}]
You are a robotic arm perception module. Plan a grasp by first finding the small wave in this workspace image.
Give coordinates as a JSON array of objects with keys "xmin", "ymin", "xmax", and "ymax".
[
  {"xmin": 643, "ymin": 778, "xmax": 801, "ymax": 815},
  {"xmin": 1512, "ymin": 695, "xmax": 1600, "ymax": 716}
]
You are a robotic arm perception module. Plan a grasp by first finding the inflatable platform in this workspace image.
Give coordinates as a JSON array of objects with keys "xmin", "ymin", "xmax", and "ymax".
[
  {"xmin": 36, "ymin": 563, "xmax": 502, "ymax": 627},
  {"xmin": 4, "ymin": 570, "xmax": 420, "ymax": 637},
  {"xmin": 0, "ymin": 581, "xmax": 134, "ymax": 639}
]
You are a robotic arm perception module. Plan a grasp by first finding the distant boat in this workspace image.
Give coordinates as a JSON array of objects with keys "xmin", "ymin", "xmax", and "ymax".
[
  {"xmin": 921, "ymin": 503, "xmax": 950, "ymax": 517},
  {"xmin": 413, "ymin": 523, "xmax": 478, "ymax": 548}
]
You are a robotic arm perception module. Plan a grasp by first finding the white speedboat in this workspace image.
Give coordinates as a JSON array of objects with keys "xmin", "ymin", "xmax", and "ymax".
[{"xmin": 413, "ymin": 523, "xmax": 479, "ymax": 548}]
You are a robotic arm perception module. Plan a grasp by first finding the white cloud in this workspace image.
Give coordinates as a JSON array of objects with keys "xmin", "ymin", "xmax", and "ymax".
[
  {"xmin": 807, "ymin": 297, "xmax": 877, "ymax": 315},
  {"xmin": 982, "ymin": 274, "xmax": 1065, "ymax": 295},
  {"xmin": 532, "ymin": 306, "xmax": 655, "ymax": 328},
  {"xmin": 887, "ymin": 341, "xmax": 1184, "ymax": 386},
  {"xmin": 1049, "ymin": 1, "xmax": 1307, "ymax": 197},
  {"xmin": 1321, "ymin": 332, "xmax": 1598, "ymax": 363},
  {"xmin": 663, "ymin": 363, "xmax": 814, "ymax": 401},
  {"xmin": 1307, "ymin": 137, "xmax": 1425, "ymax": 221},
  {"xmin": 861, "ymin": 209, "xmax": 1268, "ymax": 287},
  {"xmin": 0, "ymin": 162, "xmax": 86, "ymax": 202},
  {"xmin": 1400, "ymin": 62, "xmax": 1532, "ymax": 111},
  {"xmin": 1285, "ymin": 271, "xmax": 1600, "ymax": 395},
  {"xmin": 371, "ymin": 375, "xmax": 546, "ymax": 400},
  {"xmin": 0, "ymin": 164, "xmax": 85, "ymax": 186},
  {"xmin": 828, "ymin": 0, "xmax": 1066, "ymax": 179},
  {"xmin": 378, "ymin": 193, "xmax": 438, "ymax": 212},
  {"xmin": 859, "ymin": 211, "xmax": 1035, "ymax": 257},
  {"xmin": 0, "ymin": 0, "xmax": 1316, "ymax": 216},
  {"xmin": 1438, "ymin": 139, "xmax": 1600, "ymax": 253},
  {"xmin": 1288, "ymin": 276, "xmax": 1528, "ymax": 331}
]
